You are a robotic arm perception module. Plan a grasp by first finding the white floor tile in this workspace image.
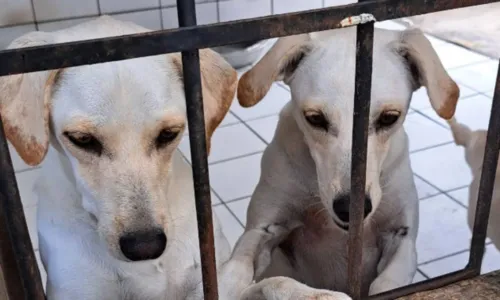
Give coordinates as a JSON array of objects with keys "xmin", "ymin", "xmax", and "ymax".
[
  {"xmin": 417, "ymin": 194, "xmax": 471, "ymax": 263},
  {"xmin": 227, "ymin": 198, "xmax": 251, "ymax": 226},
  {"xmin": 24, "ymin": 205, "xmax": 38, "ymax": 250},
  {"xmin": 16, "ymin": 169, "xmax": 42, "ymax": 208},
  {"xmin": 231, "ymin": 84, "xmax": 290, "ymax": 121},
  {"xmin": 419, "ymin": 244, "xmax": 500, "ymax": 278},
  {"xmin": 448, "ymin": 60, "xmax": 499, "ymax": 93},
  {"xmin": 410, "ymin": 84, "xmax": 477, "ymax": 111},
  {"xmin": 209, "ymin": 153, "xmax": 262, "ymax": 201},
  {"xmin": 434, "ymin": 43, "xmax": 490, "ymax": 70},
  {"xmin": 414, "ymin": 176, "xmax": 439, "ymax": 200},
  {"xmin": 413, "ymin": 270, "xmax": 428, "ymax": 284},
  {"xmin": 214, "ymin": 205, "xmax": 244, "ymax": 249},
  {"xmin": 410, "ymin": 143, "xmax": 471, "ymax": 191},
  {"xmin": 246, "ymin": 115, "xmax": 280, "ymax": 144},
  {"xmin": 404, "ymin": 113, "xmax": 452, "ymax": 152},
  {"xmin": 210, "ymin": 190, "xmax": 221, "ymax": 205},
  {"xmin": 448, "ymin": 187, "xmax": 469, "ymax": 207},
  {"xmin": 179, "ymin": 123, "xmax": 266, "ymax": 164},
  {"xmin": 422, "ymin": 94, "xmax": 493, "ymax": 131},
  {"xmin": 375, "ymin": 20, "xmax": 406, "ymax": 31}
]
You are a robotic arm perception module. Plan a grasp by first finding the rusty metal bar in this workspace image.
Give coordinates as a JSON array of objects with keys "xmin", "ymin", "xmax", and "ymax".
[
  {"xmin": 368, "ymin": 268, "xmax": 477, "ymax": 300},
  {"xmin": 176, "ymin": 1, "xmax": 219, "ymax": 300},
  {"xmin": 348, "ymin": 12, "xmax": 375, "ymax": 300},
  {"xmin": 0, "ymin": 115, "xmax": 45, "ymax": 299},
  {"xmin": 467, "ymin": 60, "xmax": 500, "ymax": 272},
  {"xmin": 2, "ymin": 0, "xmax": 500, "ymax": 76}
]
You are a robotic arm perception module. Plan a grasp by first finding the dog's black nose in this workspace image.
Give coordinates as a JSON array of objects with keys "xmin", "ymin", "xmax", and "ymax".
[
  {"xmin": 119, "ymin": 228, "xmax": 167, "ymax": 261},
  {"xmin": 332, "ymin": 194, "xmax": 372, "ymax": 223}
]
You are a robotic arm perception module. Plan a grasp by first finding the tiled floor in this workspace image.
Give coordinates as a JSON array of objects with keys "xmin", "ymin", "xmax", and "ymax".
[{"xmin": 9, "ymin": 20, "xmax": 500, "ymax": 289}]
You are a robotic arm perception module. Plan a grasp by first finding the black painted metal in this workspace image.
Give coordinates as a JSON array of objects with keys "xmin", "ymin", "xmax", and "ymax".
[
  {"xmin": 0, "ymin": 115, "xmax": 45, "ymax": 300},
  {"xmin": 176, "ymin": 1, "xmax": 219, "ymax": 300},
  {"xmin": 348, "ymin": 9, "xmax": 374, "ymax": 300},
  {"xmin": 2, "ymin": 0, "xmax": 500, "ymax": 76},
  {"xmin": 467, "ymin": 61, "xmax": 500, "ymax": 272},
  {"xmin": 0, "ymin": 1, "xmax": 499, "ymax": 300}
]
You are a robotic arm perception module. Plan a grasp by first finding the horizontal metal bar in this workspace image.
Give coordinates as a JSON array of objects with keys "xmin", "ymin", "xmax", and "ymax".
[
  {"xmin": 0, "ymin": 116, "xmax": 46, "ymax": 299},
  {"xmin": 348, "ymin": 11, "xmax": 374, "ymax": 300},
  {"xmin": 176, "ymin": 1, "xmax": 219, "ymax": 300},
  {"xmin": 467, "ymin": 60, "xmax": 500, "ymax": 272},
  {"xmin": 2, "ymin": 0, "xmax": 500, "ymax": 76},
  {"xmin": 368, "ymin": 268, "xmax": 477, "ymax": 300}
]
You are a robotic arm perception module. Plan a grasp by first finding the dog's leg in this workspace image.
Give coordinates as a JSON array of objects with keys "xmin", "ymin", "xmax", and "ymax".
[
  {"xmin": 369, "ymin": 233, "xmax": 417, "ymax": 295},
  {"xmin": 240, "ymin": 277, "xmax": 352, "ymax": 300},
  {"xmin": 216, "ymin": 224, "xmax": 291, "ymax": 299}
]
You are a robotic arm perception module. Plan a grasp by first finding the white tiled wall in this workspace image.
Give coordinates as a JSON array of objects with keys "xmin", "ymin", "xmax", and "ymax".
[{"xmin": 0, "ymin": 0, "xmax": 361, "ymax": 49}]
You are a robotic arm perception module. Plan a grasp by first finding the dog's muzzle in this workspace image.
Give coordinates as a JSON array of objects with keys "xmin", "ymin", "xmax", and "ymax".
[
  {"xmin": 119, "ymin": 228, "xmax": 167, "ymax": 261},
  {"xmin": 332, "ymin": 193, "xmax": 372, "ymax": 230}
]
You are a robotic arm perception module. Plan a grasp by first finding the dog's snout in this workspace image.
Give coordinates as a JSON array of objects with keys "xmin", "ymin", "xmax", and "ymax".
[
  {"xmin": 332, "ymin": 194, "xmax": 373, "ymax": 223},
  {"xmin": 119, "ymin": 228, "xmax": 167, "ymax": 261}
]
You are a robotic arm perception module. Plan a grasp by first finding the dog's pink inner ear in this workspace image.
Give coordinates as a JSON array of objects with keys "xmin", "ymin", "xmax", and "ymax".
[{"xmin": 399, "ymin": 29, "xmax": 460, "ymax": 120}]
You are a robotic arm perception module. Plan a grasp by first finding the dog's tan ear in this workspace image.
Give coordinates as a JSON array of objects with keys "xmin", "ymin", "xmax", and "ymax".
[
  {"xmin": 0, "ymin": 31, "xmax": 61, "ymax": 166},
  {"xmin": 397, "ymin": 28, "xmax": 459, "ymax": 120},
  {"xmin": 237, "ymin": 34, "xmax": 312, "ymax": 108},
  {"xmin": 171, "ymin": 49, "xmax": 237, "ymax": 153}
]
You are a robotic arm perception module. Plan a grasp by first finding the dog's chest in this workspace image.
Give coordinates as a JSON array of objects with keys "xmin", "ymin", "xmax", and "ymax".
[{"xmin": 275, "ymin": 205, "xmax": 407, "ymax": 296}]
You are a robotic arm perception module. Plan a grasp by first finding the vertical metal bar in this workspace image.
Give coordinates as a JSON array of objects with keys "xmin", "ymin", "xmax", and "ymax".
[
  {"xmin": 0, "ymin": 115, "xmax": 45, "ymax": 300},
  {"xmin": 176, "ymin": 1, "xmax": 219, "ymax": 300},
  {"xmin": 467, "ymin": 60, "xmax": 500, "ymax": 272},
  {"xmin": 348, "ymin": 12, "xmax": 375, "ymax": 300}
]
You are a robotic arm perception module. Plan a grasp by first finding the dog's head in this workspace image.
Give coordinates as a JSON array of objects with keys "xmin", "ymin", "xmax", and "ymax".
[
  {"xmin": 238, "ymin": 27, "xmax": 458, "ymax": 229},
  {"xmin": 0, "ymin": 16, "xmax": 237, "ymax": 261}
]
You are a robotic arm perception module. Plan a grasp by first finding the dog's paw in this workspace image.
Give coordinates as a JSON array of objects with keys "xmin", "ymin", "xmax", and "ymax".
[
  {"xmin": 369, "ymin": 276, "xmax": 400, "ymax": 296},
  {"xmin": 241, "ymin": 277, "xmax": 352, "ymax": 300}
]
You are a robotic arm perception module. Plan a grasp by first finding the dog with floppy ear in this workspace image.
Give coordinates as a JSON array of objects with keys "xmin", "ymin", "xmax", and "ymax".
[
  {"xmin": 234, "ymin": 26, "xmax": 459, "ymax": 296},
  {"xmin": 0, "ymin": 16, "xmax": 353, "ymax": 300},
  {"xmin": 447, "ymin": 117, "xmax": 500, "ymax": 251}
]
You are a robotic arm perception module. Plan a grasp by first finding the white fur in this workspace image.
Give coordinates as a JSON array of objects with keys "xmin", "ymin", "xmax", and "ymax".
[
  {"xmin": 447, "ymin": 117, "xmax": 500, "ymax": 251},
  {"xmin": 1, "ymin": 16, "xmax": 351, "ymax": 300},
  {"xmin": 235, "ymin": 27, "xmax": 459, "ymax": 297}
]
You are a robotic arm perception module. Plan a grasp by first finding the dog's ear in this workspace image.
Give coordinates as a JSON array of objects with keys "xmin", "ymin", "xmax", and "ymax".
[
  {"xmin": 171, "ymin": 49, "xmax": 237, "ymax": 153},
  {"xmin": 237, "ymin": 34, "xmax": 312, "ymax": 108},
  {"xmin": 0, "ymin": 31, "xmax": 62, "ymax": 166},
  {"xmin": 396, "ymin": 28, "xmax": 459, "ymax": 120}
]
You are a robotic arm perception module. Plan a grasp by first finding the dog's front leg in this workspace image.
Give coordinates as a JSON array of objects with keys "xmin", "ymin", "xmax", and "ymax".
[
  {"xmin": 217, "ymin": 224, "xmax": 292, "ymax": 299},
  {"xmin": 369, "ymin": 232, "xmax": 417, "ymax": 295}
]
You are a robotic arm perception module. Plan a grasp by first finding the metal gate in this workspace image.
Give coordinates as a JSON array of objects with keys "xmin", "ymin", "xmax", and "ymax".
[{"xmin": 0, "ymin": 0, "xmax": 499, "ymax": 299}]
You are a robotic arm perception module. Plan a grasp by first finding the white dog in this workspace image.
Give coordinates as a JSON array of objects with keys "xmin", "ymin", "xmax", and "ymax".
[
  {"xmin": 0, "ymin": 16, "xmax": 351, "ymax": 300},
  {"xmin": 234, "ymin": 27, "xmax": 460, "ymax": 296},
  {"xmin": 447, "ymin": 117, "xmax": 500, "ymax": 251}
]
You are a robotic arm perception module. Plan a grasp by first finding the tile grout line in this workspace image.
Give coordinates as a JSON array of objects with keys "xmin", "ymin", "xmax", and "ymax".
[
  {"xmin": 413, "ymin": 173, "xmax": 469, "ymax": 209},
  {"xmin": 208, "ymin": 151, "xmax": 264, "ymax": 166},
  {"xmin": 416, "ymin": 268, "xmax": 430, "ymax": 280},
  {"xmin": 158, "ymin": 0, "xmax": 165, "ymax": 29},
  {"xmin": 29, "ymin": 0, "xmax": 39, "ymax": 30}
]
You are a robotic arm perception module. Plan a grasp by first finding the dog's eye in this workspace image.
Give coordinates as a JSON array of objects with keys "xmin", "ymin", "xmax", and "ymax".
[
  {"xmin": 156, "ymin": 129, "xmax": 179, "ymax": 149},
  {"xmin": 64, "ymin": 132, "xmax": 103, "ymax": 155},
  {"xmin": 304, "ymin": 111, "xmax": 329, "ymax": 131},
  {"xmin": 377, "ymin": 111, "xmax": 400, "ymax": 129}
]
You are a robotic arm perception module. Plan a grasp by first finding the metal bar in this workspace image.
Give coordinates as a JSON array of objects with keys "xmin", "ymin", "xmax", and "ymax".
[
  {"xmin": 2, "ymin": 0, "xmax": 500, "ymax": 76},
  {"xmin": 367, "ymin": 268, "xmax": 477, "ymax": 300},
  {"xmin": 348, "ymin": 10, "xmax": 375, "ymax": 300},
  {"xmin": 176, "ymin": 1, "xmax": 219, "ymax": 300},
  {"xmin": 0, "ymin": 115, "xmax": 45, "ymax": 299},
  {"xmin": 467, "ymin": 60, "xmax": 500, "ymax": 271}
]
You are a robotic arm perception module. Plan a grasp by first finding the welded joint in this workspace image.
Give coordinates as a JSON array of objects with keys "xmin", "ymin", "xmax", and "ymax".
[{"xmin": 340, "ymin": 13, "xmax": 376, "ymax": 27}]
